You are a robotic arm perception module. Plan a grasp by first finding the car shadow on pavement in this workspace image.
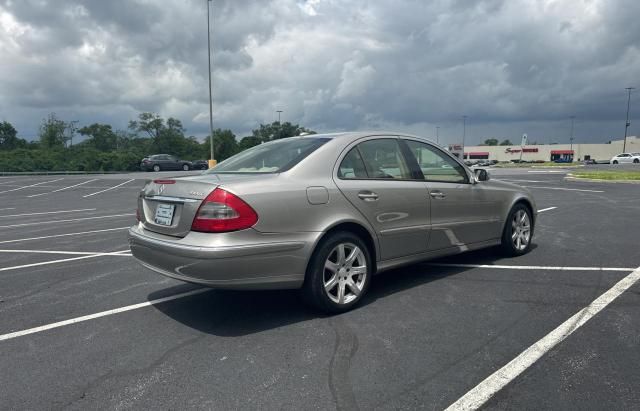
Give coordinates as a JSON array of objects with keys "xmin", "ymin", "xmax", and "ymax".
[{"xmin": 147, "ymin": 246, "xmax": 532, "ymax": 337}]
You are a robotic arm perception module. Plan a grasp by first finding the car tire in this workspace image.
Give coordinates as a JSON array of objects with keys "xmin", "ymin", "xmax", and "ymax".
[
  {"xmin": 501, "ymin": 203, "xmax": 533, "ymax": 256},
  {"xmin": 302, "ymin": 231, "xmax": 372, "ymax": 314},
  {"xmin": 613, "ymin": 160, "xmax": 618, "ymax": 164},
  {"xmin": 182, "ymin": 164, "xmax": 190, "ymax": 171},
  {"xmin": 153, "ymin": 165, "xmax": 161, "ymax": 172},
  {"xmin": 634, "ymin": 159, "xmax": 639, "ymax": 164}
]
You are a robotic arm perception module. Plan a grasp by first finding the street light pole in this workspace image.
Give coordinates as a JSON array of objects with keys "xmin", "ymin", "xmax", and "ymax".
[
  {"xmin": 436, "ymin": 126, "xmax": 440, "ymax": 144},
  {"xmin": 462, "ymin": 116, "xmax": 467, "ymax": 160},
  {"xmin": 276, "ymin": 110, "xmax": 283, "ymax": 123},
  {"xmin": 623, "ymin": 87, "xmax": 635, "ymax": 153},
  {"xmin": 569, "ymin": 116, "xmax": 575, "ymax": 159},
  {"xmin": 207, "ymin": 0, "xmax": 215, "ymax": 165}
]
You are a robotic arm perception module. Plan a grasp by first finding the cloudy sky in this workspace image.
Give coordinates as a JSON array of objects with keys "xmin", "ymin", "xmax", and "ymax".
[{"xmin": 0, "ymin": 0, "xmax": 638, "ymax": 145}]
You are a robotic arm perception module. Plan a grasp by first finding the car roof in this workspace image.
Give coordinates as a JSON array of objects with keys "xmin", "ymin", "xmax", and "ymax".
[{"xmin": 307, "ymin": 131, "xmax": 432, "ymax": 142}]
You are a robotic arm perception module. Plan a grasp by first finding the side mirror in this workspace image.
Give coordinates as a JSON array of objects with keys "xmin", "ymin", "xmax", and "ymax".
[{"xmin": 474, "ymin": 168, "xmax": 490, "ymax": 182}]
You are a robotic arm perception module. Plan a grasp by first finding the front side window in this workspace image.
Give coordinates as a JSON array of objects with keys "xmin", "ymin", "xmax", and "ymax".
[
  {"xmin": 353, "ymin": 139, "xmax": 412, "ymax": 179},
  {"xmin": 207, "ymin": 137, "xmax": 330, "ymax": 174},
  {"xmin": 403, "ymin": 140, "xmax": 468, "ymax": 183}
]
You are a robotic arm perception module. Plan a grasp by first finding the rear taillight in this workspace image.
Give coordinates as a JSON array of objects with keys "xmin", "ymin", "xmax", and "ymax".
[{"xmin": 191, "ymin": 188, "xmax": 258, "ymax": 233}]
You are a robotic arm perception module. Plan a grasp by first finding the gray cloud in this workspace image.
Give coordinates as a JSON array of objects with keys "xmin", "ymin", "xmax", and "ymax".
[{"xmin": 0, "ymin": 0, "xmax": 638, "ymax": 144}]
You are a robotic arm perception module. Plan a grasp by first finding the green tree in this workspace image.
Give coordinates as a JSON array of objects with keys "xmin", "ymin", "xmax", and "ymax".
[
  {"xmin": 0, "ymin": 121, "xmax": 25, "ymax": 150},
  {"xmin": 203, "ymin": 129, "xmax": 239, "ymax": 161},
  {"xmin": 78, "ymin": 123, "xmax": 118, "ymax": 151},
  {"xmin": 128, "ymin": 112, "xmax": 164, "ymax": 140},
  {"xmin": 499, "ymin": 139, "xmax": 514, "ymax": 146},
  {"xmin": 483, "ymin": 138, "xmax": 498, "ymax": 146},
  {"xmin": 39, "ymin": 113, "xmax": 68, "ymax": 148},
  {"xmin": 251, "ymin": 121, "xmax": 315, "ymax": 142},
  {"xmin": 238, "ymin": 136, "xmax": 262, "ymax": 151}
]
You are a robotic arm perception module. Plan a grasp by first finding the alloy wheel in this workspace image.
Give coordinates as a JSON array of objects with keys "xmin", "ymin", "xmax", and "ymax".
[
  {"xmin": 511, "ymin": 209, "xmax": 531, "ymax": 251},
  {"xmin": 323, "ymin": 243, "xmax": 367, "ymax": 305}
]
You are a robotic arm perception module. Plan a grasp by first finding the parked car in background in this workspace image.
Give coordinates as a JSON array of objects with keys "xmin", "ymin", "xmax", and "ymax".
[
  {"xmin": 191, "ymin": 160, "xmax": 209, "ymax": 170},
  {"xmin": 129, "ymin": 132, "xmax": 537, "ymax": 313},
  {"xmin": 140, "ymin": 154, "xmax": 192, "ymax": 171},
  {"xmin": 610, "ymin": 153, "xmax": 640, "ymax": 164},
  {"xmin": 553, "ymin": 157, "xmax": 572, "ymax": 163}
]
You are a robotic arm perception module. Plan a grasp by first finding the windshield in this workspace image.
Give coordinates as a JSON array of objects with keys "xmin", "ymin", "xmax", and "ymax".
[{"xmin": 206, "ymin": 137, "xmax": 330, "ymax": 174}]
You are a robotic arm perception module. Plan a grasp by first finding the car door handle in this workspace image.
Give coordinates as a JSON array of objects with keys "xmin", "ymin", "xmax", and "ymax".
[
  {"xmin": 357, "ymin": 191, "xmax": 379, "ymax": 201},
  {"xmin": 429, "ymin": 191, "xmax": 446, "ymax": 199}
]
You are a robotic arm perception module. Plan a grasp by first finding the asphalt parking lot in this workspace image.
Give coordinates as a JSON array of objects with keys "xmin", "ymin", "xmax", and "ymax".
[{"xmin": 0, "ymin": 168, "xmax": 639, "ymax": 410}]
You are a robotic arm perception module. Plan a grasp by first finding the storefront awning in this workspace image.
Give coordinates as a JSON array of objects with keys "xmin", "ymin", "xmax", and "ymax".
[{"xmin": 551, "ymin": 150, "xmax": 574, "ymax": 155}]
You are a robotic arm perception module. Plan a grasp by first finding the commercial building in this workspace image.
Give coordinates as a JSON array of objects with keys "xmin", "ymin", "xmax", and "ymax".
[{"xmin": 450, "ymin": 136, "xmax": 639, "ymax": 162}]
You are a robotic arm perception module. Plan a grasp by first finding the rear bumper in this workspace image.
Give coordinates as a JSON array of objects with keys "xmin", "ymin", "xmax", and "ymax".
[{"xmin": 128, "ymin": 224, "xmax": 319, "ymax": 290}]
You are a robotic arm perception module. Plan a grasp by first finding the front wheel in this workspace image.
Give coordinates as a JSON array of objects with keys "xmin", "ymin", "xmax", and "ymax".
[
  {"xmin": 612, "ymin": 160, "xmax": 618, "ymax": 164},
  {"xmin": 182, "ymin": 164, "xmax": 190, "ymax": 171},
  {"xmin": 634, "ymin": 159, "xmax": 639, "ymax": 164},
  {"xmin": 501, "ymin": 204, "xmax": 533, "ymax": 256},
  {"xmin": 303, "ymin": 232, "xmax": 372, "ymax": 314}
]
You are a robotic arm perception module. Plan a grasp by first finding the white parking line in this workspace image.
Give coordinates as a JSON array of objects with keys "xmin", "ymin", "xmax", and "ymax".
[
  {"xmin": 83, "ymin": 179, "xmax": 135, "ymax": 197},
  {"xmin": 0, "ymin": 288, "xmax": 207, "ymax": 342},
  {"xmin": 27, "ymin": 179, "xmax": 98, "ymax": 197},
  {"xmin": 0, "ymin": 213, "xmax": 134, "ymax": 229},
  {"xmin": 0, "ymin": 249, "xmax": 133, "ymax": 257},
  {"xmin": 523, "ymin": 186, "xmax": 604, "ymax": 193},
  {"xmin": 0, "ymin": 208, "xmax": 96, "ymax": 218},
  {"xmin": 0, "ymin": 178, "xmax": 64, "ymax": 194},
  {"xmin": 0, "ymin": 227, "xmax": 130, "ymax": 244},
  {"xmin": 537, "ymin": 207, "xmax": 557, "ymax": 213},
  {"xmin": 0, "ymin": 207, "xmax": 16, "ymax": 211},
  {"xmin": 0, "ymin": 250, "xmax": 132, "ymax": 272},
  {"xmin": 426, "ymin": 263, "xmax": 635, "ymax": 272},
  {"xmin": 498, "ymin": 179, "xmax": 545, "ymax": 183},
  {"xmin": 444, "ymin": 266, "xmax": 640, "ymax": 411}
]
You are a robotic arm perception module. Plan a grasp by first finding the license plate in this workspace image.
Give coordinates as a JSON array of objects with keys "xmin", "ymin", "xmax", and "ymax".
[{"xmin": 154, "ymin": 203, "xmax": 175, "ymax": 226}]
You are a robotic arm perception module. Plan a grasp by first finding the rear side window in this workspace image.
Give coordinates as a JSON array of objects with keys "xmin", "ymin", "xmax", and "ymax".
[
  {"xmin": 338, "ymin": 149, "xmax": 368, "ymax": 179},
  {"xmin": 207, "ymin": 137, "xmax": 330, "ymax": 174},
  {"xmin": 403, "ymin": 140, "xmax": 468, "ymax": 183},
  {"xmin": 343, "ymin": 139, "xmax": 412, "ymax": 179}
]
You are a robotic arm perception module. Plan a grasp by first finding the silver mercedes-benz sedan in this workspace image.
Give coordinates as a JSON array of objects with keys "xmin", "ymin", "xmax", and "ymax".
[{"xmin": 129, "ymin": 132, "xmax": 536, "ymax": 313}]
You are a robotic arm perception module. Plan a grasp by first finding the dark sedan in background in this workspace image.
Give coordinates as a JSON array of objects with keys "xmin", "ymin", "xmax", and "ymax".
[{"xmin": 140, "ymin": 154, "xmax": 192, "ymax": 171}]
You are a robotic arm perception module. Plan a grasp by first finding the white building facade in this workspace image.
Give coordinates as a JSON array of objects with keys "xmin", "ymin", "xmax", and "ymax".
[{"xmin": 450, "ymin": 136, "xmax": 639, "ymax": 162}]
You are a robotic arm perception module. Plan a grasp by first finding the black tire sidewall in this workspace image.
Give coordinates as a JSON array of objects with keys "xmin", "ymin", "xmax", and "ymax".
[
  {"xmin": 501, "ymin": 204, "xmax": 533, "ymax": 256},
  {"xmin": 613, "ymin": 160, "xmax": 618, "ymax": 164},
  {"xmin": 303, "ymin": 232, "xmax": 372, "ymax": 314}
]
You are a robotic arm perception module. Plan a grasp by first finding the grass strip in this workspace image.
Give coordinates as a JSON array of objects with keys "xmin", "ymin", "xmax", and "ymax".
[{"xmin": 569, "ymin": 170, "xmax": 640, "ymax": 181}]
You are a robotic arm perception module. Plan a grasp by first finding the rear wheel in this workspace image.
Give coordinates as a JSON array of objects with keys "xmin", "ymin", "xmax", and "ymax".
[
  {"xmin": 613, "ymin": 160, "xmax": 618, "ymax": 164},
  {"xmin": 501, "ymin": 204, "xmax": 533, "ymax": 256},
  {"xmin": 634, "ymin": 159, "xmax": 639, "ymax": 164},
  {"xmin": 153, "ymin": 164, "xmax": 161, "ymax": 172},
  {"xmin": 303, "ymin": 232, "xmax": 372, "ymax": 314}
]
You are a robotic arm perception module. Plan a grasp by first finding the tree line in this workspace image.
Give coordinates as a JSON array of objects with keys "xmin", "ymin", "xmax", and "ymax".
[{"xmin": 0, "ymin": 113, "xmax": 315, "ymax": 172}]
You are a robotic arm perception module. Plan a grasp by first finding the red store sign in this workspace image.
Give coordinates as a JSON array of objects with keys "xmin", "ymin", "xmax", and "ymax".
[{"xmin": 505, "ymin": 147, "xmax": 539, "ymax": 154}]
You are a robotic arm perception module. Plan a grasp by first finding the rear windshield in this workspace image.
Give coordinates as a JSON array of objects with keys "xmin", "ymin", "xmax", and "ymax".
[{"xmin": 206, "ymin": 137, "xmax": 330, "ymax": 174}]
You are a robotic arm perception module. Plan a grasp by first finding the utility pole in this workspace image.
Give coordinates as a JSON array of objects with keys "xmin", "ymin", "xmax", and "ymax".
[
  {"xmin": 67, "ymin": 120, "xmax": 78, "ymax": 148},
  {"xmin": 207, "ymin": 0, "xmax": 215, "ymax": 166},
  {"xmin": 570, "ymin": 116, "xmax": 575, "ymax": 160},
  {"xmin": 435, "ymin": 126, "xmax": 440, "ymax": 144},
  {"xmin": 623, "ymin": 87, "xmax": 635, "ymax": 153},
  {"xmin": 462, "ymin": 116, "xmax": 467, "ymax": 160},
  {"xmin": 276, "ymin": 110, "xmax": 283, "ymax": 123}
]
